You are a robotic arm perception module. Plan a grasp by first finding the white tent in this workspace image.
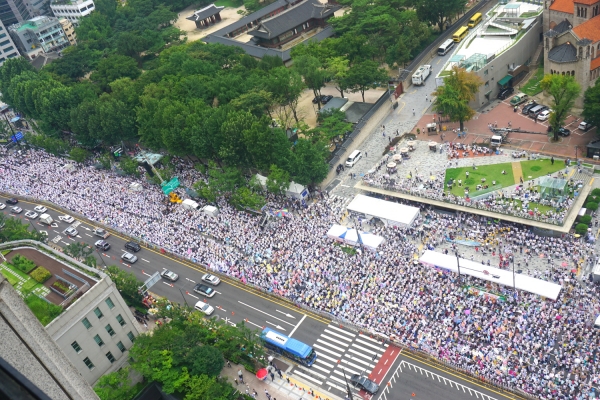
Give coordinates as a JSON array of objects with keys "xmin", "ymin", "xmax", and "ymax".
[
  {"xmin": 326, "ymin": 224, "xmax": 385, "ymax": 250},
  {"xmin": 326, "ymin": 224, "xmax": 348, "ymax": 242},
  {"xmin": 254, "ymin": 174, "xmax": 309, "ymax": 200},
  {"xmin": 63, "ymin": 164, "xmax": 76, "ymax": 173},
  {"xmin": 347, "ymin": 195, "xmax": 419, "ymax": 227},
  {"xmin": 129, "ymin": 182, "xmax": 143, "ymax": 192},
  {"xmin": 419, "ymin": 250, "xmax": 562, "ymax": 300}
]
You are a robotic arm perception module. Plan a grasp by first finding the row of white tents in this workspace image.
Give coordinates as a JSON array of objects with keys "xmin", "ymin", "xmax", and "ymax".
[{"xmin": 326, "ymin": 224, "xmax": 385, "ymax": 250}]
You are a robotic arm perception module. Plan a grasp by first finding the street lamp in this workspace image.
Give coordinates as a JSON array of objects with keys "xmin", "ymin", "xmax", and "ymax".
[
  {"xmin": 455, "ymin": 250, "xmax": 462, "ymax": 280},
  {"xmin": 341, "ymin": 366, "xmax": 354, "ymax": 400},
  {"xmin": 96, "ymin": 247, "xmax": 107, "ymax": 268}
]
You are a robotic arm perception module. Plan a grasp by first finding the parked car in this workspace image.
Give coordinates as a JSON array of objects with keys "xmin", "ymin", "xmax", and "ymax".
[
  {"xmin": 201, "ymin": 273, "xmax": 221, "ymax": 286},
  {"xmin": 320, "ymin": 95, "xmax": 333, "ymax": 104},
  {"xmin": 522, "ymin": 101, "xmax": 538, "ymax": 114},
  {"xmin": 193, "ymin": 284, "xmax": 216, "ymax": 298},
  {"xmin": 579, "ymin": 121, "xmax": 594, "ymax": 132},
  {"xmin": 63, "ymin": 227, "xmax": 79, "ymax": 237},
  {"xmin": 6, "ymin": 198, "xmax": 18, "ymax": 205},
  {"xmin": 350, "ymin": 374, "xmax": 379, "ymax": 394},
  {"xmin": 548, "ymin": 126, "xmax": 571, "ymax": 136},
  {"xmin": 537, "ymin": 109, "xmax": 552, "ymax": 121},
  {"xmin": 10, "ymin": 206, "xmax": 22, "ymax": 214},
  {"xmin": 95, "ymin": 240, "xmax": 111, "ymax": 251},
  {"xmin": 497, "ymin": 87, "xmax": 514, "ymax": 100},
  {"xmin": 161, "ymin": 269, "xmax": 179, "ymax": 282},
  {"xmin": 121, "ymin": 252, "xmax": 138, "ymax": 264},
  {"xmin": 33, "ymin": 205, "xmax": 47, "ymax": 213},
  {"xmin": 24, "ymin": 211, "xmax": 39, "ymax": 219},
  {"xmin": 0, "ymin": 204, "xmax": 5, "ymax": 210},
  {"xmin": 509, "ymin": 93, "xmax": 528, "ymax": 106}
]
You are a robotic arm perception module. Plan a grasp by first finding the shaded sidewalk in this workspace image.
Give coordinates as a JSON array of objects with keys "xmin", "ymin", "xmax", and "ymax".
[{"xmin": 221, "ymin": 359, "xmax": 344, "ymax": 400}]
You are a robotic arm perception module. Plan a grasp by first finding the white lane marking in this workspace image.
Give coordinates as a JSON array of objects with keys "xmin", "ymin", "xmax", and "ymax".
[
  {"xmin": 355, "ymin": 338, "xmax": 387, "ymax": 351},
  {"xmin": 60, "ymin": 241, "xmax": 69, "ymax": 245},
  {"xmin": 333, "ymin": 367, "xmax": 361, "ymax": 378},
  {"xmin": 348, "ymin": 348, "xmax": 380, "ymax": 361},
  {"xmin": 265, "ymin": 321, "xmax": 286, "ymax": 331},
  {"xmin": 237, "ymin": 301, "xmax": 295, "ymax": 326},
  {"xmin": 293, "ymin": 369, "xmax": 323, "ymax": 385},
  {"xmin": 324, "ymin": 329, "xmax": 354, "ymax": 342},
  {"xmin": 288, "ymin": 314, "xmax": 306, "ymax": 338},
  {"xmin": 313, "ymin": 344, "xmax": 341, "ymax": 358},
  {"xmin": 314, "ymin": 352, "xmax": 338, "ymax": 364},
  {"xmin": 310, "ymin": 363, "xmax": 332, "ymax": 374},
  {"xmin": 340, "ymin": 359, "xmax": 370, "ymax": 372},
  {"xmin": 85, "ymin": 233, "xmax": 92, "ymax": 237},
  {"xmin": 342, "ymin": 355, "xmax": 371, "ymax": 368},
  {"xmin": 359, "ymin": 335, "xmax": 385, "ymax": 345},
  {"xmin": 296, "ymin": 365, "xmax": 328, "ymax": 380},
  {"xmin": 276, "ymin": 309, "xmax": 296, "ymax": 319},
  {"xmin": 316, "ymin": 339, "xmax": 347, "ymax": 353},
  {"xmin": 326, "ymin": 325, "xmax": 356, "ymax": 338},
  {"xmin": 142, "ymin": 258, "xmax": 150, "ymax": 263},
  {"xmin": 319, "ymin": 335, "xmax": 352, "ymax": 347}
]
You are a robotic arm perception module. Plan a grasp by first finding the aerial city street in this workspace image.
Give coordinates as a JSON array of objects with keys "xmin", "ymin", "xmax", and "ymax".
[{"xmin": 0, "ymin": 0, "xmax": 600, "ymax": 399}]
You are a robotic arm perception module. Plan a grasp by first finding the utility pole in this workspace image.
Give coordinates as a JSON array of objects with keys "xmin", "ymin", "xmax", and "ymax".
[
  {"xmin": 341, "ymin": 367, "xmax": 354, "ymax": 400},
  {"xmin": 455, "ymin": 251, "xmax": 462, "ymax": 281}
]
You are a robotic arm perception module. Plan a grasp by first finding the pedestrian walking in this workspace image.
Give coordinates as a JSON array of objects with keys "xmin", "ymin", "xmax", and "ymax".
[
  {"xmin": 227, "ymin": 360, "xmax": 232, "ymax": 368},
  {"xmin": 270, "ymin": 372, "xmax": 275, "ymax": 381},
  {"xmin": 238, "ymin": 370, "xmax": 244, "ymax": 384},
  {"xmin": 425, "ymin": 94, "xmax": 428, "ymax": 102},
  {"xmin": 277, "ymin": 369, "xmax": 283, "ymax": 379},
  {"xmin": 551, "ymin": 156, "xmax": 554, "ymax": 165},
  {"xmin": 412, "ymin": 108, "xmax": 415, "ymax": 116}
]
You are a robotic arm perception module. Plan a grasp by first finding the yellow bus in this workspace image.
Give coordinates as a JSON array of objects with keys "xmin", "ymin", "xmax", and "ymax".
[
  {"xmin": 468, "ymin": 13, "xmax": 483, "ymax": 28},
  {"xmin": 453, "ymin": 26, "xmax": 469, "ymax": 42}
]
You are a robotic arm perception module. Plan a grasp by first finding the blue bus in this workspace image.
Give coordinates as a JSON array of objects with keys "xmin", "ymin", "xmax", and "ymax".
[{"xmin": 260, "ymin": 328, "xmax": 317, "ymax": 367}]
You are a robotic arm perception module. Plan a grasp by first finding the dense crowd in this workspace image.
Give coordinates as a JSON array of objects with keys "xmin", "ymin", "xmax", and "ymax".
[{"xmin": 2, "ymin": 148, "xmax": 600, "ymax": 399}]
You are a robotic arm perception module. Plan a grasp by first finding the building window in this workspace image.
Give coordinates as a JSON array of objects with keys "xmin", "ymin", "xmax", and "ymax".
[
  {"xmin": 83, "ymin": 357, "xmax": 95, "ymax": 370},
  {"xmin": 105, "ymin": 324, "xmax": 116, "ymax": 336},
  {"xmin": 93, "ymin": 334, "xmax": 105, "ymax": 347},
  {"xmin": 484, "ymin": 69, "xmax": 488, "ymax": 76},
  {"xmin": 106, "ymin": 352, "xmax": 116, "ymax": 364},
  {"xmin": 485, "ymin": 81, "xmax": 489, "ymax": 88},
  {"xmin": 71, "ymin": 341, "xmax": 82, "ymax": 353},
  {"xmin": 116, "ymin": 314, "xmax": 126, "ymax": 327},
  {"xmin": 105, "ymin": 299, "xmax": 115, "ymax": 312},
  {"xmin": 82, "ymin": 318, "xmax": 92, "ymax": 329},
  {"xmin": 127, "ymin": 331, "xmax": 135, "ymax": 342},
  {"xmin": 94, "ymin": 307, "xmax": 104, "ymax": 319},
  {"xmin": 116, "ymin": 341, "xmax": 126, "ymax": 353}
]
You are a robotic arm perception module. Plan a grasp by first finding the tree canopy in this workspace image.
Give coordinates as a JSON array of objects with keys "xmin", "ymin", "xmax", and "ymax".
[
  {"xmin": 433, "ymin": 66, "xmax": 482, "ymax": 131},
  {"xmin": 582, "ymin": 80, "xmax": 600, "ymax": 132},
  {"xmin": 540, "ymin": 74, "xmax": 581, "ymax": 142}
]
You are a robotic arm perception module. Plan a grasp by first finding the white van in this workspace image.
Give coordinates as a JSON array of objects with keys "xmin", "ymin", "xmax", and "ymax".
[
  {"xmin": 490, "ymin": 135, "xmax": 503, "ymax": 148},
  {"xmin": 346, "ymin": 150, "xmax": 362, "ymax": 168},
  {"xmin": 194, "ymin": 300, "xmax": 214, "ymax": 316}
]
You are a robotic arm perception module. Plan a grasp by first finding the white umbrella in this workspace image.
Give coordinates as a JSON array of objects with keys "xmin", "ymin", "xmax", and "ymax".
[{"xmin": 387, "ymin": 162, "xmax": 397, "ymax": 168}]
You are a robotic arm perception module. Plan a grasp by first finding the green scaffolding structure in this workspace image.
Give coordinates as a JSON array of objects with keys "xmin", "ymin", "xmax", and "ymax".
[
  {"xmin": 538, "ymin": 176, "xmax": 568, "ymax": 202},
  {"xmin": 459, "ymin": 53, "xmax": 487, "ymax": 73}
]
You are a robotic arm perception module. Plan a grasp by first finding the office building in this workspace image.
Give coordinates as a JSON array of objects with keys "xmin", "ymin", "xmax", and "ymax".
[
  {"xmin": 8, "ymin": 15, "xmax": 70, "ymax": 59},
  {"xmin": 50, "ymin": 0, "xmax": 93, "ymax": 27}
]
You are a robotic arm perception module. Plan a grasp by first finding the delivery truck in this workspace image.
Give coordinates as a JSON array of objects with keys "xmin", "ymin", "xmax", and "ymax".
[
  {"xmin": 181, "ymin": 199, "xmax": 201, "ymax": 211},
  {"xmin": 39, "ymin": 214, "xmax": 53, "ymax": 225}
]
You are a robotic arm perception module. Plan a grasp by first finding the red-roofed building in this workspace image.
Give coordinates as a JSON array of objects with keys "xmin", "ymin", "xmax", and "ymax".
[{"xmin": 544, "ymin": 0, "xmax": 600, "ymax": 106}]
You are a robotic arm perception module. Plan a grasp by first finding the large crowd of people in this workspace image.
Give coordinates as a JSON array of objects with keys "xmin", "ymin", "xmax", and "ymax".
[{"xmin": 2, "ymin": 148, "xmax": 600, "ymax": 399}]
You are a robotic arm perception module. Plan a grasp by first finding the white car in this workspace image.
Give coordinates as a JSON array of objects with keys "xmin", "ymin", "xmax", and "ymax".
[
  {"xmin": 0, "ymin": 204, "xmax": 5, "ymax": 210},
  {"xmin": 10, "ymin": 206, "xmax": 22, "ymax": 214},
  {"xmin": 161, "ymin": 269, "xmax": 179, "ymax": 282},
  {"xmin": 194, "ymin": 300, "xmax": 214, "ymax": 316},
  {"xmin": 33, "ymin": 206, "xmax": 47, "ymax": 213},
  {"xmin": 24, "ymin": 211, "xmax": 39, "ymax": 219},
  {"xmin": 201, "ymin": 273, "xmax": 221, "ymax": 286},
  {"xmin": 537, "ymin": 109, "xmax": 552, "ymax": 121},
  {"xmin": 58, "ymin": 215, "xmax": 75, "ymax": 223},
  {"xmin": 63, "ymin": 227, "xmax": 79, "ymax": 237},
  {"xmin": 122, "ymin": 252, "xmax": 138, "ymax": 264}
]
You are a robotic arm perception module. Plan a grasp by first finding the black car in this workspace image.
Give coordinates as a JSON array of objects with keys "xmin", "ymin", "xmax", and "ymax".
[
  {"xmin": 521, "ymin": 101, "xmax": 537, "ymax": 114},
  {"xmin": 125, "ymin": 241, "xmax": 141, "ymax": 252},
  {"xmin": 6, "ymin": 198, "xmax": 18, "ymax": 205},
  {"xmin": 547, "ymin": 126, "xmax": 571, "ymax": 136},
  {"xmin": 497, "ymin": 87, "xmax": 514, "ymax": 100},
  {"xmin": 350, "ymin": 374, "xmax": 379, "ymax": 394},
  {"xmin": 193, "ymin": 283, "xmax": 216, "ymax": 298},
  {"xmin": 320, "ymin": 95, "xmax": 333, "ymax": 104},
  {"xmin": 311, "ymin": 96, "xmax": 321, "ymax": 104}
]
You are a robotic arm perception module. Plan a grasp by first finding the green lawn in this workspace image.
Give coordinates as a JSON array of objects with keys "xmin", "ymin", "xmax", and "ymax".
[
  {"xmin": 521, "ymin": 65, "xmax": 544, "ymax": 96},
  {"xmin": 520, "ymin": 158, "xmax": 565, "ymax": 180},
  {"xmin": 0, "ymin": 263, "xmax": 48, "ymax": 296},
  {"xmin": 214, "ymin": 0, "xmax": 243, "ymax": 7},
  {"xmin": 445, "ymin": 162, "xmax": 515, "ymax": 197}
]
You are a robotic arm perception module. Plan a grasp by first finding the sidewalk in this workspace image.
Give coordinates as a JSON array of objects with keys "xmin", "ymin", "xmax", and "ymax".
[{"xmin": 221, "ymin": 360, "xmax": 344, "ymax": 400}]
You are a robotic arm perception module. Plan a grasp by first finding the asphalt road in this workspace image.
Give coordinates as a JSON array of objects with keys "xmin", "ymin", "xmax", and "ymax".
[{"xmin": 1, "ymin": 195, "xmax": 526, "ymax": 400}]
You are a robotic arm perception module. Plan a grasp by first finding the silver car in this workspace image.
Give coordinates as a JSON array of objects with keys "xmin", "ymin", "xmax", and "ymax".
[
  {"xmin": 201, "ymin": 273, "xmax": 221, "ymax": 286},
  {"xmin": 64, "ymin": 227, "xmax": 78, "ymax": 237},
  {"xmin": 24, "ymin": 211, "xmax": 39, "ymax": 219},
  {"xmin": 121, "ymin": 252, "xmax": 138, "ymax": 264},
  {"xmin": 34, "ymin": 205, "xmax": 47, "ymax": 213},
  {"xmin": 161, "ymin": 269, "xmax": 179, "ymax": 282},
  {"xmin": 11, "ymin": 206, "xmax": 23, "ymax": 214}
]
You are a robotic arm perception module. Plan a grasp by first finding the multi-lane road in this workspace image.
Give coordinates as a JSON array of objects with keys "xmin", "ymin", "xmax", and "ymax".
[{"xmin": 1, "ymin": 195, "xmax": 527, "ymax": 400}]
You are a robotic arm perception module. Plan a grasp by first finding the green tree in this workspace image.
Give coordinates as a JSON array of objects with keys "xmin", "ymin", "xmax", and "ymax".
[
  {"xmin": 540, "ymin": 74, "xmax": 581, "ymax": 142},
  {"xmin": 346, "ymin": 60, "xmax": 389, "ymax": 102},
  {"xmin": 314, "ymin": 109, "xmax": 353, "ymax": 142},
  {"xmin": 327, "ymin": 56, "xmax": 350, "ymax": 98},
  {"xmin": 0, "ymin": 214, "xmax": 46, "ymax": 243},
  {"xmin": 582, "ymin": 79, "xmax": 600, "ymax": 133},
  {"xmin": 413, "ymin": 0, "xmax": 466, "ymax": 32},
  {"xmin": 70, "ymin": 147, "xmax": 90, "ymax": 163},
  {"xmin": 267, "ymin": 67, "xmax": 304, "ymax": 125},
  {"xmin": 94, "ymin": 367, "xmax": 138, "ymax": 400},
  {"xmin": 186, "ymin": 346, "xmax": 224, "ymax": 377},
  {"xmin": 266, "ymin": 164, "xmax": 291, "ymax": 195},
  {"xmin": 118, "ymin": 156, "xmax": 140, "ymax": 177},
  {"xmin": 290, "ymin": 138, "xmax": 329, "ymax": 186},
  {"xmin": 105, "ymin": 266, "xmax": 143, "ymax": 307},
  {"xmin": 294, "ymin": 55, "xmax": 330, "ymax": 108},
  {"xmin": 230, "ymin": 187, "xmax": 266, "ymax": 211},
  {"xmin": 433, "ymin": 65, "xmax": 482, "ymax": 131},
  {"xmin": 63, "ymin": 242, "xmax": 93, "ymax": 259},
  {"xmin": 90, "ymin": 55, "xmax": 141, "ymax": 92}
]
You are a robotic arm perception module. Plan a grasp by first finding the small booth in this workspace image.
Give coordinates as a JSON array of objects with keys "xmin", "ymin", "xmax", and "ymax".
[
  {"xmin": 426, "ymin": 122, "xmax": 437, "ymax": 135},
  {"xmin": 407, "ymin": 141, "xmax": 416, "ymax": 151},
  {"xmin": 428, "ymin": 141, "xmax": 437, "ymax": 152}
]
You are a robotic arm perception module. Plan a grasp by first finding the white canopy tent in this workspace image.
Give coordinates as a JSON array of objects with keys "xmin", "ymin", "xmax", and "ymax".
[
  {"xmin": 346, "ymin": 195, "xmax": 420, "ymax": 228},
  {"xmin": 326, "ymin": 224, "xmax": 385, "ymax": 250},
  {"xmin": 419, "ymin": 250, "xmax": 562, "ymax": 300}
]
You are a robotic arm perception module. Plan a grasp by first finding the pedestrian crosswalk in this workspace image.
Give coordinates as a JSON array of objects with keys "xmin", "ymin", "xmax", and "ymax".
[{"xmin": 291, "ymin": 324, "xmax": 388, "ymax": 396}]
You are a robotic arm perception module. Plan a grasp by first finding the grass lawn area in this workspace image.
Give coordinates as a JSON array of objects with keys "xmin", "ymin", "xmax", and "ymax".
[
  {"xmin": 0, "ymin": 263, "xmax": 47, "ymax": 295},
  {"xmin": 445, "ymin": 162, "xmax": 515, "ymax": 197},
  {"xmin": 214, "ymin": 0, "xmax": 242, "ymax": 7},
  {"xmin": 521, "ymin": 65, "xmax": 544, "ymax": 96},
  {"xmin": 520, "ymin": 158, "xmax": 564, "ymax": 180}
]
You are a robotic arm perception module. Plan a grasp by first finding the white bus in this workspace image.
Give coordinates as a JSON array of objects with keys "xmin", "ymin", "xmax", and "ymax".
[{"xmin": 437, "ymin": 39, "xmax": 454, "ymax": 56}]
